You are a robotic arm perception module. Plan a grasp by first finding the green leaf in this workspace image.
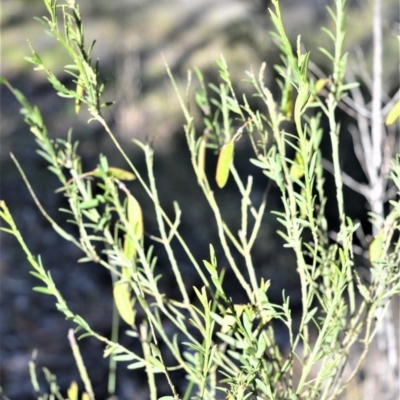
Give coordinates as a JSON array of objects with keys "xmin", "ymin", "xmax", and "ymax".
[
  {"xmin": 79, "ymin": 198, "xmax": 99, "ymax": 210},
  {"xmin": 148, "ymin": 355, "xmax": 165, "ymax": 371},
  {"xmin": 215, "ymin": 140, "xmax": 234, "ymax": 188},
  {"xmin": 127, "ymin": 360, "xmax": 146, "ymax": 370},
  {"xmin": 256, "ymin": 379, "xmax": 274, "ymax": 398},
  {"xmin": 33, "ymin": 287, "xmax": 53, "ymax": 295},
  {"xmin": 112, "ymin": 354, "xmax": 135, "ymax": 362},
  {"xmin": 245, "ymin": 346, "xmax": 256, "ymax": 355}
]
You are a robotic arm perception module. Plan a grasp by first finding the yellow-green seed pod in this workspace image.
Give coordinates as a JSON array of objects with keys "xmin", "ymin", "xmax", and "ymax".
[
  {"xmin": 216, "ymin": 140, "xmax": 234, "ymax": 188},
  {"xmin": 385, "ymin": 100, "xmax": 400, "ymax": 126},
  {"xmin": 281, "ymin": 80, "xmax": 293, "ymax": 120},
  {"xmin": 124, "ymin": 193, "xmax": 143, "ymax": 260},
  {"xmin": 90, "ymin": 167, "xmax": 136, "ymax": 181},
  {"xmin": 369, "ymin": 230, "xmax": 385, "ymax": 265},
  {"xmin": 67, "ymin": 381, "xmax": 79, "ymax": 400},
  {"xmin": 197, "ymin": 134, "xmax": 207, "ymax": 185},
  {"xmin": 289, "ymin": 150, "xmax": 305, "ymax": 180},
  {"xmin": 315, "ymin": 78, "xmax": 329, "ymax": 94},
  {"xmin": 75, "ymin": 74, "xmax": 84, "ymax": 114},
  {"xmin": 107, "ymin": 167, "xmax": 136, "ymax": 181},
  {"xmin": 113, "ymin": 281, "xmax": 135, "ymax": 326}
]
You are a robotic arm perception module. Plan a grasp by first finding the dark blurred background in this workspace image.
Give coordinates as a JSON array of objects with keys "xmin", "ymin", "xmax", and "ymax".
[{"xmin": 1, "ymin": 0, "xmax": 399, "ymax": 399}]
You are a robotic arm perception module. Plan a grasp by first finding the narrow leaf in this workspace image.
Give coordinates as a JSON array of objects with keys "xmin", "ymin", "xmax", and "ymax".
[{"xmin": 127, "ymin": 360, "xmax": 146, "ymax": 370}]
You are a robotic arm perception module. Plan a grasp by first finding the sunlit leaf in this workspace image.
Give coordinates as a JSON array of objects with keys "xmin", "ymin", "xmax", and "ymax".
[
  {"xmin": 221, "ymin": 314, "xmax": 236, "ymax": 334},
  {"xmin": 221, "ymin": 304, "xmax": 244, "ymax": 333},
  {"xmin": 113, "ymin": 281, "xmax": 135, "ymax": 326},
  {"xmin": 215, "ymin": 140, "xmax": 234, "ymax": 188},
  {"xmin": 385, "ymin": 100, "xmax": 400, "ymax": 126}
]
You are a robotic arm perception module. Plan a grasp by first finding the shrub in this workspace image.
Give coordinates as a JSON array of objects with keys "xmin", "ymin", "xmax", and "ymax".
[{"xmin": 1, "ymin": 0, "xmax": 399, "ymax": 399}]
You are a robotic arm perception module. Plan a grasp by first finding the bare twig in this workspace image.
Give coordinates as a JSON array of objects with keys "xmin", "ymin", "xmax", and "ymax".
[{"xmin": 322, "ymin": 158, "xmax": 369, "ymax": 197}]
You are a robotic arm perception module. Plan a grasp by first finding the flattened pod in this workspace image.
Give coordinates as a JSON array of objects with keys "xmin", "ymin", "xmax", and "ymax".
[
  {"xmin": 90, "ymin": 167, "xmax": 136, "ymax": 181},
  {"xmin": 75, "ymin": 74, "xmax": 84, "ymax": 114},
  {"xmin": 369, "ymin": 230, "xmax": 385, "ymax": 265},
  {"xmin": 197, "ymin": 134, "xmax": 207, "ymax": 185},
  {"xmin": 315, "ymin": 78, "xmax": 329, "ymax": 94},
  {"xmin": 216, "ymin": 140, "xmax": 234, "ymax": 188},
  {"xmin": 67, "ymin": 381, "xmax": 79, "ymax": 400},
  {"xmin": 113, "ymin": 281, "xmax": 135, "ymax": 326},
  {"xmin": 124, "ymin": 193, "xmax": 143, "ymax": 259},
  {"xmin": 385, "ymin": 100, "xmax": 400, "ymax": 126},
  {"xmin": 289, "ymin": 150, "xmax": 305, "ymax": 180},
  {"xmin": 127, "ymin": 193, "xmax": 143, "ymax": 240},
  {"xmin": 107, "ymin": 167, "xmax": 136, "ymax": 181}
]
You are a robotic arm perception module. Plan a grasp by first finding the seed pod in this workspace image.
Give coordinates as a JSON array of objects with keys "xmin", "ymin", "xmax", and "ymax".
[
  {"xmin": 216, "ymin": 140, "xmax": 234, "ymax": 188},
  {"xmin": 315, "ymin": 78, "xmax": 329, "ymax": 94},
  {"xmin": 197, "ymin": 134, "xmax": 207, "ymax": 185},
  {"xmin": 386, "ymin": 100, "xmax": 400, "ymax": 126},
  {"xmin": 67, "ymin": 381, "xmax": 79, "ymax": 400},
  {"xmin": 91, "ymin": 167, "xmax": 136, "ymax": 181},
  {"xmin": 369, "ymin": 230, "xmax": 385, "ymax": 265},
  {"xmin": 113, "ymin": 281, "xmax": 135, "ymax": 326},
  {"xmin": 124, "ymin": 193, "xmax": 143, "ymax": 260},
  {"xmin": 289, "ymin": 149, "xmax": 305, "ymax": 180},
  {"xmin": 75, "ymin": 73, "xmax": 84, "ymax": 114}
]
